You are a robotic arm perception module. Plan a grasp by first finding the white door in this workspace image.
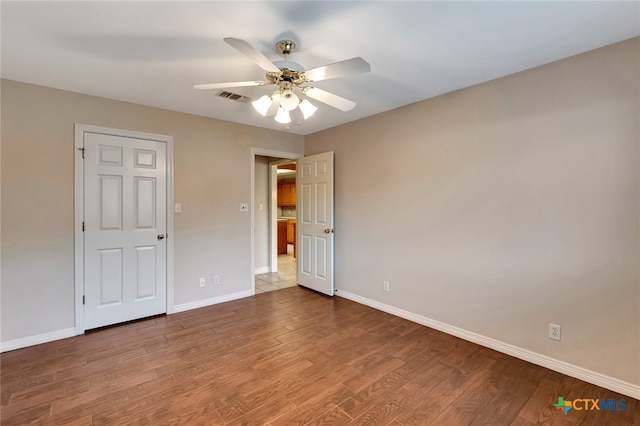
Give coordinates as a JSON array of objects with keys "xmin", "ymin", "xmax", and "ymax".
[
  {"xmin": 83, "ymin": 132, "xmax": 167, "ymax": 329},
  {"xmin": 297, "ymin": 152, "xmax": 334, "ymax": 296}
]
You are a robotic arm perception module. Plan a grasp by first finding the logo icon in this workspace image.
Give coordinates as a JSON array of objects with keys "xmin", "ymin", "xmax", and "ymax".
[{"xmin": 554, "ymin": 397, "xmax": 572, "ymax": 414}]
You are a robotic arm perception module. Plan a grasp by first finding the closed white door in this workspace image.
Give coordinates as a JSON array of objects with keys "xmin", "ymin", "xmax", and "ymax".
[
  {"xmin": 297, "ymin": 151, "xmax": 334, "ymax": 296},
  {"xmin": 83, "ymin": 132, "xmax": 167, "ymax": 329}
]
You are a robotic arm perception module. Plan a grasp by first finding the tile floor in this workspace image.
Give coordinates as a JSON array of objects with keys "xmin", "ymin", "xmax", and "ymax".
[{"xmin": 255, "ymin": 244, "xmax": 298, "ymax": 293}]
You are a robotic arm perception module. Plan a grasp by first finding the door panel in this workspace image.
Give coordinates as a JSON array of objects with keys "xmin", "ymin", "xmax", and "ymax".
[
  {"xmin": 84, "ymin": 133, "xmax": 167, "ymax": 329},
  {"xmin": 315, "ymin": 237, "xmax": 327, "ymax": 279},
  {"xmin": 99, "ymin": 175, "xmax": 123, "ymax": 230},
  {"xmin": 135, "ymin": 177, "xmax": 156, "ymax": 228},
  {"xmin": 99, "ymin": 248, "xmax": 123, "ymax": 305},
  {"xmin": 297, "ymin": 151, "xmax": 334, "ymax": 296},
  {"xmin": 135, "ymin": 246, "xmax": 157, "ymax": 299}
]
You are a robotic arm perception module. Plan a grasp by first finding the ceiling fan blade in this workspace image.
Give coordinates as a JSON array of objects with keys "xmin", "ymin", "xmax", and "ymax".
[
  {"xmin": 303, "ymin": 87, "xmax": 356, "ymax": 112},
  {"xmin": 224, "ymin": 37, "xmax": 281, "ymax": 73},
  {"xmin": 303, "ymin": 57, "xmax": 370, "ymax": 82},
  {"xmin": 193, "ymin": 81, "xmax": 266, "ymax": 90}
]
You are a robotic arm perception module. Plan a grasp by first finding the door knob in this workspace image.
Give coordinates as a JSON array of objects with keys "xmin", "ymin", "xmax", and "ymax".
[
  {"xmin": 324, "ymin": 229, "xmax": 333, "ymax": 234},
  {"xmin": 157, "ymin": 234, "xmax": 165, "ymax": 240}
]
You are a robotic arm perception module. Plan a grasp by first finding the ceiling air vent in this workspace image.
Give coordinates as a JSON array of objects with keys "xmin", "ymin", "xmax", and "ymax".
[{"xmin": 215, "ymin": 90, "xmax": 252, "ymax": 103}]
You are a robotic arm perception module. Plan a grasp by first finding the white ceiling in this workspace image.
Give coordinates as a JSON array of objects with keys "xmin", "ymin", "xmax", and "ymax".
[{"xmin": 2, "ymin": 1, "xmax": 638, "ymax": 135}]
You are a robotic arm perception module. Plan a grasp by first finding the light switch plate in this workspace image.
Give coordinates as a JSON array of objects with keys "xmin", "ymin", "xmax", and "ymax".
[{"xmin": 175, "ymin": 203, "xmax": 182, "ymax": 213}]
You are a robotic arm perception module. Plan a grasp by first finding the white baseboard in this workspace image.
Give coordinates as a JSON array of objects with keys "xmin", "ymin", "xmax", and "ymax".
[
  {"xmin": 1, "ymin": 290, "xmax": 254, "ymax": 352},
  {"xmin": 255, "ymin": 266, "xmax": 270, "ymax": 275},
  {"xmin": 1, "ymin": 327, "xmax": 77, "ymax": 353},
  {"xmin": 172, "ymin": 290, "xmax": 253, "ymax": 313},
  {"xmin": 336, "ymin": 289, "xmax": 640, "ymax": 400}
]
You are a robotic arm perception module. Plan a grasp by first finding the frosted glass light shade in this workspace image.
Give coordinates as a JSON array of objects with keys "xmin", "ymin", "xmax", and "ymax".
[
  {"xmin": 280, "ymin": 89, "xmax": 299, "ymax": 111},
  {"xmin": 299, "ymin": 99, "xmax": 318, "ymax": 120},
  {"xmin": 252, "ymin": 95, "xmax": 272, "ymax": 116},
  {"xmin": 274, "ymin": 107, "xmax": 291, "ymax": 124}
]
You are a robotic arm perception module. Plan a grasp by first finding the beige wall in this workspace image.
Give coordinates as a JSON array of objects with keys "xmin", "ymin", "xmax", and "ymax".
[
  {"xmin": 0, "ymin": 80, "xmax": 304, "ymax": 341},
  {"xmin": 306, "ymin": 38, "xmax": 639, "ymax": 385}
]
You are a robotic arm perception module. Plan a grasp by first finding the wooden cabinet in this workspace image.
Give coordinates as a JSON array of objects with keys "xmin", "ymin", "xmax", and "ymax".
[
  {"xmin": 287, "ymin": 219, "xmax": 296, "ymax": 244},
  {"xmin": 277, "ymin": 183, "xmax": 296, "ymax": 207},
  {"xmin": 277, "ymin": 221, "xmax": 287, "ymax": 255}
]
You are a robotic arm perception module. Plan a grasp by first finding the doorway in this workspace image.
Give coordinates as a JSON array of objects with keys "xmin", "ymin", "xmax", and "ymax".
[
  {"xmin": 257, "ymin": 160, "xmax": 297, "ymax": 293},
  {"xmin": 252, "ymin": 149, "xmax": 335, "ymax": 296},
  {"xmin": 251, "ymin": 149, "xmax": 302, "ymax": 295}
]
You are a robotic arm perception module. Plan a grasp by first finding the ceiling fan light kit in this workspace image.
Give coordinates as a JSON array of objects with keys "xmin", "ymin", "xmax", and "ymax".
[
  {"xmin": 194, "ymin": 37, "xmax": 370, "ymax": 127},
  {"xmin": 274, "ymin": 106, "xmax": 291, "ymax": 124},
  {"xmin": 252, "ymin": 94, "xmax": 272, "ymax": 116},
  {"xmin": 280, "ymin": 88, "xmax": 300, "ymax": 111},
  {"xmin": 299, "ymin": 99, "xmax": 318, "ymax": 120}
]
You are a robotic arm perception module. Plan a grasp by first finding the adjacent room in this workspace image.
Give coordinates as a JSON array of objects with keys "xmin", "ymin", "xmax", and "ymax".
[{"xmin": 1, "ymin": 1, "xmax": 638, "ymax": 424}]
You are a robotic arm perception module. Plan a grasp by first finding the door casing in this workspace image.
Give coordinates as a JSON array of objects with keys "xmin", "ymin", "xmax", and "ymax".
[{"xmin": 74, "ymin": 123, "xmax": 174, "ymax": 334}]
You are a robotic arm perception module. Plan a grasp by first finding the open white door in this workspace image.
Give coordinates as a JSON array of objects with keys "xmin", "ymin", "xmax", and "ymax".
[{"xmin": 297, "ymin": 151, "xmax": 334, "ymax": 296}]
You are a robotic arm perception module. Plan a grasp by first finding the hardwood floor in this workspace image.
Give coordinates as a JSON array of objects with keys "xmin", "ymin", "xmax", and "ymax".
[{"xmin": 1, "ymin": 286, "xmax": 637, "ymax": 425}]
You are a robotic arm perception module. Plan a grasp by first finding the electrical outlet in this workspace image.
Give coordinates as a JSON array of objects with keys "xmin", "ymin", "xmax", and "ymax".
[
  {"xmin": 213, "ymin": 275, "xmax": 221, "ymax": 285},
  {"xmin": 199, "ymin": 277, "xmax": 206, "ymax": 288},
  {"xmin": 549, "ymin": 323, "xmax": 561, "ymax": 341},
  {"xmin": 383, "ymin": 280, "xmax": 390, "ymax": 292}
]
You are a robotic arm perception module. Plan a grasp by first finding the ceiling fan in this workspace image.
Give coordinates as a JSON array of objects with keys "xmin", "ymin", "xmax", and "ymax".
[{"xmin": 194, "ymin": 37, "xmax": 371, "ymax": 124}]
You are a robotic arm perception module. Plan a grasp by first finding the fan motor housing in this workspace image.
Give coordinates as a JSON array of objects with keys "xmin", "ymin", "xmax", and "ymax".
[{"xmin": 267, "ymin": 66, "xmax": 305, "ymax": 86}]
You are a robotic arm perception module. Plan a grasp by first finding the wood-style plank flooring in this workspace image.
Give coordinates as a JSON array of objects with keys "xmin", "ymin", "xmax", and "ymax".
[{"xmin": 1, "ymin": 286, "xmax": 638, "ymax": 425}]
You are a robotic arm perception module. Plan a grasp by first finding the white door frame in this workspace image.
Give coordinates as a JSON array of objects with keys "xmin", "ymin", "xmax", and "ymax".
[
  {"xmin": 74, "ymin": 124, "xmax": 174, "ymax": 334},
  {"xmin": 250, "ymin": 148, "xmax": 302, "ymax": 294}
]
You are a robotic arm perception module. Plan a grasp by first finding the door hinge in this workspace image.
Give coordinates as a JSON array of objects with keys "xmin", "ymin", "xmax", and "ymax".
[
  {"xmin": 82, "ymin": 295, "xmax": 85, "ymax": 305},
  {"xmin": 82, "ymin": 222, "xmax": 85, "ymax": 232},
  {"xmin": 78, "ymin": 147, "xmax": 85, "ymax": 159}
]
